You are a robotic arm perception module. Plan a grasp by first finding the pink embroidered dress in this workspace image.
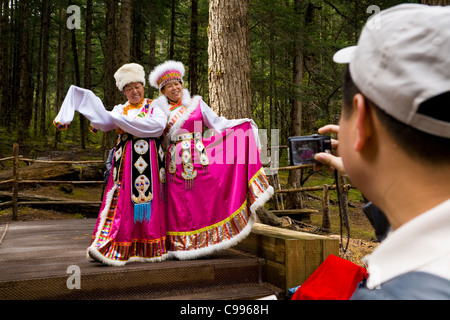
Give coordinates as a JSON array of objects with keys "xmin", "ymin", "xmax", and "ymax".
[
  {"xmin": 154, "ymin": 89, "xmax": 274, "ymax": 260},
  {"xmin": 54, "ymin": 85, "xmax": 168, "ymax": 266}
]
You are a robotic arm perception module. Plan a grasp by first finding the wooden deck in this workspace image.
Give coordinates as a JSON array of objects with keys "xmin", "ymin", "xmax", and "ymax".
[
  {"xmin": 0, "ymin": 219, "xmax": 280, "ymax": 300},
  {"xmin": 0, "ymin": 218, "xmax": 339, "ymax": 300}
]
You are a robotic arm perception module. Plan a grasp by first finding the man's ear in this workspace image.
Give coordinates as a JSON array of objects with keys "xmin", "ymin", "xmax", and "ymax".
[{"xmin": 353, "ymin": 93, "xmax": 373, "ymax": 152}]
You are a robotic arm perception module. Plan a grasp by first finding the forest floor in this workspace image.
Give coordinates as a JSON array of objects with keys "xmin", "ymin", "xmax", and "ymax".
[{"xmin": 0, "ymin": 140, "xmax": 379, "ymax": 268}]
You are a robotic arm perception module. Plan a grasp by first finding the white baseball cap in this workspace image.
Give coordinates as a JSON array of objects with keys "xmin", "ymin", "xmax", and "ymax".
[{"xmin": 333, "ymin": 4, "xmax": 450, "ymax": 139}]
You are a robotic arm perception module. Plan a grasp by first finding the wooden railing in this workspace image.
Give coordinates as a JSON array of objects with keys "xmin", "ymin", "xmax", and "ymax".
[
  {"xmin": 0, "ymin": 143, "xmax": 105, "ymax": 220},
  {"xmin": 264, "ymin": 146, "xmax": 351, "ymax": 231}
]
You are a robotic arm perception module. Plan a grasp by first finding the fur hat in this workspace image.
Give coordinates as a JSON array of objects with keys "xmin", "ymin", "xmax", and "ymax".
[
  {"xmin": 149, "ymin": 60, "xmax": 185, "ymax": 91},
  {"xmin": 114, "ymin": 63, "xmax": 146, "ymax": 91}
]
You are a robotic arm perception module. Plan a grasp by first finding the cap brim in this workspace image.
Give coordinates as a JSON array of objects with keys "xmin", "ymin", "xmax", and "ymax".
[{"xmin": 333, "ymin": 46, "xmax": 357, "ymax": 64}]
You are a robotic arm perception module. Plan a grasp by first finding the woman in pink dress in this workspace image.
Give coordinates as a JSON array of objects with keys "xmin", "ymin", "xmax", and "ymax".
[
  {"xmin": 54, "ymin": 63, "xmax": 168, "ymax": 266},
  {"xmin": 149, "ymin": 61, "xmax": 274, "ymax": 260}
]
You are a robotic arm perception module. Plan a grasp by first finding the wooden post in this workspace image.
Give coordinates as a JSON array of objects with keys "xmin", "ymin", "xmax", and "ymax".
[
  {"xmin": 321, "ymin": 184, "xmax": 330, "ymax": 231},
  {"xmin": 339, "ymin": 175, "xmax": 349, "ymax": 209},
  {"xmin": 12, "ymin": 143, "xmax": 19, "ymax": 221}
]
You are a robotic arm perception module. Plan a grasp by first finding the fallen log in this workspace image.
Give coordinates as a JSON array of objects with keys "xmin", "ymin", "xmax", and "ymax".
[
  {"xmin": 0, "ymin": 162, "xmax": 104, "ymax": 190},
  {"xmin": 0, "ymin": 191, "xmax": 102, "ymax": 215}
]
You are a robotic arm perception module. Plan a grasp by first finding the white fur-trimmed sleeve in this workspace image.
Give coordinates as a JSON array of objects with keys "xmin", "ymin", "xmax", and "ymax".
[
  {"xmin": 54, "ymin": 85, "xmax": 117, "ymax": 132},
  {"xmin": 200, "ymin": 101, "xmax": 262, "ymax": 149}
]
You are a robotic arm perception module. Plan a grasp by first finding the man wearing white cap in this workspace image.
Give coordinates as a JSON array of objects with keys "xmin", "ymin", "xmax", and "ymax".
[
  {"xmin": 54, "ymin": 63, "xmax": 169, "ymax": 266},
  {"xmin": 315, "ymin": 4, "xmax": 450, "ymax": 299}
]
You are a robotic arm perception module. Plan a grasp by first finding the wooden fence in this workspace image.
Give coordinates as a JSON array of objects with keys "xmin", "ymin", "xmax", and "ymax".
[
  {"xmin": 1, "ymin": 143, "xmax": 350, "ymax": 230},
  {"xmin": 0, "ymin": 143, "xmax": 105, "ymax": 220},
  {"xmin": 265, "ymin": 146, "xmax": 351, "ymax": 231}
]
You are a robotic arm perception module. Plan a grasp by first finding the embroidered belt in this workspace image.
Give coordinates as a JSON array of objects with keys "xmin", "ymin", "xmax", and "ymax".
[
  {"xmin": 112, "ymin": 133, "xmax": 166, "ymax": 223},
  {"xmin": 168, "ymin": 132, "xmax": 209, "ymax": 189},
  {"xmin": 173, "ymin": 132, "xmax": 202, "ymax": 142}
]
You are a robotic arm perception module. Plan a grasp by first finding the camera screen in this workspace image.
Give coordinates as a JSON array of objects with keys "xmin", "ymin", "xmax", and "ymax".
[{"xmin": 288, "ymin": 135, "xmax": 331, "ymax": 166}]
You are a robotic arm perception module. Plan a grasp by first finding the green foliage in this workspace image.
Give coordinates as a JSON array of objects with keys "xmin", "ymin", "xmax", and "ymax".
[{"xmin": 0, "ymin": 0, "xmax": 415, "ymax": 148}]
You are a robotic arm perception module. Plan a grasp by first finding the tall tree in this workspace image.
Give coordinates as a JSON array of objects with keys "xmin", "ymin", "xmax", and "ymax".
[
  {"xmin": 0, "ymin": 0, "xmax": 7, "ymax": 127},
  {"xmin": 0, "ymin": 0, "xmax": 3, "ymax": 117},
  {"xmin": 33, "ymin": 0, "xmax": 44, "ymax": 136},
  {"xmin": 148, "ymin": 0, "xmax": 157, "ymax": 98},
  {"xmin": 169, "ymin": 0, "xmax": 176, "ymax": 59},
  {"xmin": 67, "ymin": 0, "xmax": 85, "ymax": 149},
  {"xmin": 103, "ymin": 0, "xmax": 133, "ymax": 150},
  {"xmin": 131, "ymin": 0, "xmax": 144, "ymax": 63},
  {"xmin": 40, "ymin": 0, "xmax": 50, "ymax": 138},
  {"xmin": 17, "ymin": 0, "xmax": 32, "ymax": 143},
  {"xmin": 188, "ymin": 0, "xmax": 199, "ymax": 95},
  {"xmin": 208, "ymin": 0, "xmax": 252, "ymax": 118},
  {"xmin": 82, "ymin": 0, "xmax": 93, "ymax": 148},
  {"xmin": 286, "ymin": 0, "xmax": 308, "ymax": 209},
  {"xmin": 84, "ymin": 0, "xmax": 93, "ymax": 91},
  {"xmin": 117, "ymin": 0, "xmax": 132, "ymax": 66},
  {"xmin": 54, "ymin": 4, "xmax": 69, "ymax": 148},
  {"xmin": 103, "ymin": 0, "xmax": 119, "ymax": 149}
]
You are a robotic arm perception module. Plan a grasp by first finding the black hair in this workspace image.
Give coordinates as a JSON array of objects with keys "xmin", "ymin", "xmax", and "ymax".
[
  {"xmin": 161, "ymin": 80, "xmax": 183, "ymax": 93},
  {"xmin": 341, "ymin": 66, "xmax": 450, "ymax": 165}
]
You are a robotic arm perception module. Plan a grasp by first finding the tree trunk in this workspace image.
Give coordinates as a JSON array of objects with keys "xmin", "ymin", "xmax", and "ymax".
[
  {"xmin": 54, "ymin": 5, "xmax": 68, "ymax": 148},
  {"xmin": 287, "ymin": 0, "xmax": 306, "ymax": 209},
  {"xmin": 169, "ymin": 0, "xmax": 176, "ymax": 59},
  {"xmin": 117, "ymin": 0, "xmax": 132, "ymax": 67},
  {"xmin": 84, "ymin": 0, "xmax": 93, "ymax": 91},
  {"xmin": 131, "ymin": 0, "xmax": 144, "ymax": 63},
  {"xmin": 83, "ymin": 0, "xmax": 92, "ymax": 146},
  {"xmin": 33, "ymin": 0, "xmax": 44, "ymax": 137},
  {"xmin": 269, "ymin": 31, "xmax": 274, "ymax": 131},
  {"xmin": 103, "ymin": 0, "xmax": 120, "ymax": 151},
  {"xmin": 0, "ymin": 0, "xmax": 3, "ymax": 120},
  {"xmin": 208, "ymin": 0, "xmax": 252, "ymax": 118},
  {"xmin": 148, "ymin": 0, "xmax": 157, "ymax": 98},
  {"xmin": 17, "ymin": 0, "xmax": 31, "ymax": 143},
  {"xmin": 40, "ymin": 0, "xmax": 50, "ymax": 138},
  {"xmin": 188, "ymin": 0, "xmax": 199, "ymax": 95},
  {"xmin": 68, "ymin": 0, "xmax": 85, "ymax": 149},
  {"xmin": 0, "ymin": 0, "xmax": 12, "ymax": 130},
  {"xmin": 0, "ymin": 0, "xmax": 8, "ymax": 127}
]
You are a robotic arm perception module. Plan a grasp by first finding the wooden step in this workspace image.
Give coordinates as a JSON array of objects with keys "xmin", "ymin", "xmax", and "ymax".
[{"xmin": 0, "ymin": 219, "xmax": 282, "ymax": 300}]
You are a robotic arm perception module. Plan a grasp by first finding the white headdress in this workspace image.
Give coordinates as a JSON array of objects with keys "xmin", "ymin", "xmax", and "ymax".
[
  {"xmin": 149, "ymin": 60, "xmax": 185, "ymax": 91},
  {"xmin": 114, "ymin": 63, "xmax": 146, "ymax": 91}
]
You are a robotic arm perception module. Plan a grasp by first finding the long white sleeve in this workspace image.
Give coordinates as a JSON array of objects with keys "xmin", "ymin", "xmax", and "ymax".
[
  {"xmin": 54, "ymin": 85, "xmax": 117, "ymax": 132},
  {"xmin": 54, "ymin": 85, "xmax": 166, "ymax": 138}
]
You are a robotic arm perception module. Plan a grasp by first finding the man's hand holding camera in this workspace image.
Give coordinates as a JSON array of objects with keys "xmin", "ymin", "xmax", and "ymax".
[{"xmin": 314, "ymin": 125, "xmax": 347, "ymax": 177}]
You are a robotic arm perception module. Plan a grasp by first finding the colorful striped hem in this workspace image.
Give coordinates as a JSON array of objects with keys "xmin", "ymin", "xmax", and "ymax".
[
  {"xmin": 166, "ymin": 201, "xmax": 251, "ymax": 252},
  {"xmin": 248, "ymin": 167, "xmax": 272, "ymax": 206},
  {"xmin": 95, "ymin": 236, "xmax": 168, "ymax": 263}
]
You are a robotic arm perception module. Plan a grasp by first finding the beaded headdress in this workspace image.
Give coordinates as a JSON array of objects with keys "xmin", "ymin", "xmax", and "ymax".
[{"xmin": 149, "ymin": 60, "xmax": 185, "ymax": 91}]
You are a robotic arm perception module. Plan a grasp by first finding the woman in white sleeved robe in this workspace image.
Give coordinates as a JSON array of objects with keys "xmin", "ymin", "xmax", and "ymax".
[
  {"xmin": 149, "ymin": 61, "xmax": 274, "ymax": 260},
  {"xmin": 54, "ymin": 63, "xmax": 169, "ymax": 266}
]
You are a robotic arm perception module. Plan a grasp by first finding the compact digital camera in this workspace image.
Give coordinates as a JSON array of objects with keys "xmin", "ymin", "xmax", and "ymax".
[{"xmin": 288, "ymin": 134, "xmax": 332, "ymax": 166}]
